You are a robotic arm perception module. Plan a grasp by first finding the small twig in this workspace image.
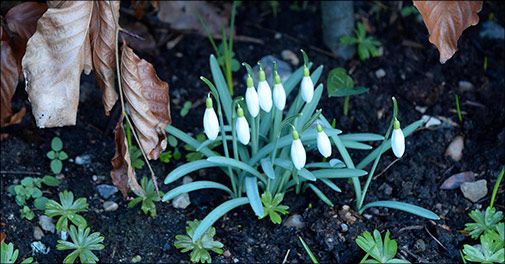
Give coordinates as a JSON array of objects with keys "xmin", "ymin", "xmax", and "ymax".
[
  {"xmin": 0, "ymin": 171, "xmax": 42, "ymax": 175},
  {"xmin": 424, "ymin": 226, "xmax": 448, "ymax": 251},
  {"xmin": 398, "ymin": 225, "xmax": 423, "ymax": 233},
  {"xmin": 400, "ymin": 248, "xmax": 427, "ymax": 263},
  {"xmin": 373, "ymin": 158, "xmax": 400, "ymax": 180},
  {"xmin": 282, "ymin": 249, "xmax": 291, "ymax": 264},
  {"xmin": 118, "ymin": 27, "xmax": 145, "ymax": 41}
]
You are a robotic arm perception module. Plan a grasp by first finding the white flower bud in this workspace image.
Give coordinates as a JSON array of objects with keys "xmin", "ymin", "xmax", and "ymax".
[
  {"xmin": 245, "ymin": 75, "xmax": 260, "ymax": 117},
  {"xmin": 290, "ymin": 130, "xmax": 306, "ymax": 170},
  {"xmin": 257, "ymin": 67, "xmax": 272, "ymax": 112},
  {"xmin": 316, "ymin": 124, "xmax": 331, "ymax": 158},
  {"xmin": 391, "ymin": 119, "xmax": 405, "ymax": 158},
  {"xmin": 235, "ymin": 106, "xmax": 250, "ymax": 145},
  {"xmin": 300, "ymin": 66, "xmax": 314, "ymax": 103},
  {"xmin": 272, "ymin": 72, "xmax": 286, "ymax": 110},
  {"xmin": 203, "ymin": 97, "xmax": 219, "ymax": 140}
]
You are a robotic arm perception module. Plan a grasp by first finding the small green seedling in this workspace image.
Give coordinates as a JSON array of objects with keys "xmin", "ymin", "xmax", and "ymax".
[
  {"xmin": 340, "ymin": 22, "xmax": 382, "ymax": 61},
  {"xmin": 184, "ymin": 133, "xmax": 219, "ymax": 162},
  {"xmin": 1, "ymin": 242, "xmax": 33, "ymax": 264},
  {"xmin": 125, "ymin": 121, "xmax": 145, "ymax": 170},
  {"xmin": 455, "ymin": 94, "xmax": 463, "ymax": 123},
  {"xmin": 356, "ymin": 230, "xmax": 410, "ymax": 263},
  {"xmin": 174, "ymin": 220, "xmax": 224, "ymax": 263},
  {"xmin": 326, "ymin": 67, "xmax": 369, "ymax": 116},
  {"xmin": 160, "ymin": 135, "xmax": 180, "ymax": 164},
  {"xmin": 260, "ymin": 192, "xmax": 289, "ymax": 224},
  {"xmin": 45, "ymin": 191, "xmax": 89, "ymax": 232},
  {"xmin": 8, "ymin": 175, "xmax": 61, "ymax": 220},
  {"xmin": 299, "ymin": 236, "xmax": 319, "ymax": 264},
  {"xmin": 463, "ymin": 223, "xmax": 504, "ymax": 263},
  {"xmin": 128, "ymin": 177, "xmax": 162, "ymax": 217},
  {"xmin": 56, "ymin": 224, "xmax": 104, "ymax": 264},
  {"xmin": 465, "ymin": 207, "xmax": 504, "ymax": 239},
  {"xmin": 180, "ymin": 101, "xmax": 193, "ymax": 117},
  {"xmin": 47, "ymin": 137, "xmax": 68, "ymax": 174}
]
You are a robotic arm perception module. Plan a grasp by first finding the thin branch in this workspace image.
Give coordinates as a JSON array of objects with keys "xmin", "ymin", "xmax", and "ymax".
[
  {"xmin": 373, "ymin": 158, "xmax": 400, "ymax": 180},
  {"xmin": 0, "ymin": 171, "xmax": 43, "ymax": 175}
]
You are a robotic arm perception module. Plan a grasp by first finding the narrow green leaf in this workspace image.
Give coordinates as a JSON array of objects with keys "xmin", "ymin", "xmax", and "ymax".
[
  {"xmin": 162, "ymin": 181, "xmax": 232, "ymax": 201},
  {"xmin": 296, "ymin": 85, "xmax": 323, "ymax": 130},
  {"xmin": 210, "ymin": 55, "xmax": 233, "ymax": 124},
  {"xmin": 260, "ymin": 159, "xmax": 276, "ymax": 179},
  {"xmin": 311, "ymin": 168, "xmax": 367, "ymax": 179},
  {"xmin": 193, "ymin": 197, "xmax": 249, "ymax": 241},
  {"xmin": 298, "ymin": 236, "xmax": 320, "ymax": 264},
  {"xmin": 166, "ymin": 125, "xmax": 216, "ymax": 158},
  {"xmin": 305, "ymin": 160, "xmax": 345, "ymax": 169},
  {"xmin": 245, "ymin": 176, "xmax": 264, "ymax": 217},
  {"xmin": 164, "ymin": 160, "xmax": 217, "ymax": 184},
  {"xmin": 339, "ymin": 133, "xmax": 384, "ymax": 142},
  {"xmin": 273, "ymin": 159, "xmax": 316, "ymax": 181},
  {"xmin": 320, "ymin": 179, "xmax": 342, "ymax": 192},
  {"xmin": 207, "ymin": 157, "xmax": 265, "ymax": 182},
  {"xmin": 342, "ymin": 141, "xmax": 372, "ymax": 150},
  {"xmin": 308, "ymin": 184, "xmax": 334, "ymax": 207},
  {"xmin": 359, "ymin": 201, "xmax": 440, "ymax": 220}
]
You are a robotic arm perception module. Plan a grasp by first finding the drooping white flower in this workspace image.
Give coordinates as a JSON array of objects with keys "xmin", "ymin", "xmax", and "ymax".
[
  {"xmin": 316, "ymin": 123, "xmax": 331, "ymax": 158},
  {"xmin": 300, "ymin": 66, "xmax": 314, "ymax": 103},
  {"xmin": 272, "ymin": 72, "xmax": 286, "ymax": 110},
  {"xmin": 245, "ymin": 75, "xmax": 260, "ymax": 117},
  {"xmin": 235, "ymin": 106, "xmax": 250, "ymax": 145},
  {"xmin": 290, "ymin": 129, "xmax": 306, "ymax": 170},
  {"xmin": 203, "ymin": 96, "xmax": 219, "ymax": 140},
  {"xmin": 391, "ymin": 118, "xmax": 405, "ymax": 158},
  {"xmin": 257, "ymin": 66, "xmax": 272, "ymax": 112}
]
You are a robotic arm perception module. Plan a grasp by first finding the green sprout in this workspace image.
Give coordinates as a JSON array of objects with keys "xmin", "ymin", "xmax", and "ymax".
[
  {"xmin": 20, "ymin": 206, "xmax": 35, "ymax": 220},
  {"xmin": 45, "ymin": 191, "xmax": 89, "ymax": 232},
  {"xmin": 160, "ymin": 135, "xmax": 180, "ymax": 164},
  {"xmin": 128, "ymin": 177, "xmax": 162, "ymax": 217},
  {"xmin": 47, "ymin": 137, "xmax": 68, "ymax": 174},
  {"xmin": 299, "ymin": 236, "xmax": 319, "ymax": 264},
  {"xmin": 340, "ymin": 22, "xmax": 382, "ymax": 61},
  {"xmin": 56, "ymin": 224, "xmax": 105, "ymax": 264},
  {"xmin": 1, "ymin": 242, "xmax": 33, "ymax": 264},
  {"xmin": 326, "ymin": 67, "xmax": 369, "ymax": 116},
  {"xmin": 356, "ymin": 230, "xmax": 409, "ymax": 263},
  {"xmin": 174, "ymin": 220, "xmax": 224, "ymax": 263},
  {"xmin": 260, "ymin": 192, "xmax": 289, "ymax": 224},
  {"xmin": 455, "ymin": 94, "xmax": 463, "ymax": 123},
  {"xmin": 463, "ymin": 223, "xmax": 504, "ymax": 263},
  {"xmin": 465, "ymin": 207, "xmax": 504, "ymax": 239},
  {"xmin": 180, "ymin": 101, "xmax": 193, "ymax": 117},
  {"xmin": 125, "ymin": 121, "xmax": 145, "ymax": 170}
]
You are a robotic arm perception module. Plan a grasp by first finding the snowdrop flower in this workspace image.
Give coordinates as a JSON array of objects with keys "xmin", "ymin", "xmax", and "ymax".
[
  {"xmin": 203, "ymin": 96, "xmax": 219, "ymax": 140},
  {"xmin": 391, "ymin": 118, "xmax": 405, "ymax": 158},
  {"xmin": 300, "ymin": 66, "xmax": 314, "ymax": 103},
  {"xmin": 290, "ymin": 129, "xmax": 306, "ymax": 170},
  {"xmin": 257, "ymin": 65, "xmax": 272, "ymax": 112},
  {"xmin": 316, "ymin": 123, "xmax": 331, "ymax": 158},
  {"xmin": 245, "ymin": 75, "xmax": 260, "ymax": 117},
  {"xmin": 272, "ymin": 71, "xmax": 286, "ymax": 110},
  {"xmin": 235, "ymin": 105, "xmax": 250, "ymax": 145}
]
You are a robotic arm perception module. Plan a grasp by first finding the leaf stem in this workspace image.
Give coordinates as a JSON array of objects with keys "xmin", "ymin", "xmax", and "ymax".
[
  {"xmin": 490, "ymin": 166, "xmax": 504, "ymax": 208},
  {"xmin": 343, "ymin": 96, "xmax": 350, "ymax": 116}
]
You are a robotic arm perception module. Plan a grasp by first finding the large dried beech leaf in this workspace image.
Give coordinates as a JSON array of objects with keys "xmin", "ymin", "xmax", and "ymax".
[
  {"xmin": 111, "ymin": 114, "xmax": 144, "ymax": 197},
  {"xmin": 121, "ymin": 43, "xmax": 171, "ymax": 160},
  {"xmin": 0, "ymin": 29, "xmax": 24, "ymax": 127},
  {"xmin": 89, "ymin": 1, "xmax": 119, "ymax": 115},
  {"xmin": 413, "ymin": 1, "xmax": 483, "ymax": 64},
  {"xmin": 22, "ymin": 1, "xmax": 94, "ymax": 127},
  {"xmin": 5, "ymin": 2, "xmax": 48, "ymax": 41},
  {"xmin": 157, "ymin": 1, "xmax": 230, "ymax": 35}
]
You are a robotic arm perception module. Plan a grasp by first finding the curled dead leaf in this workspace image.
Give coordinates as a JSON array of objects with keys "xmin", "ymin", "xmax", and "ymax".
[
  {"xmin": 120, "ymin": 43, "xmax": 171, "ymax": 160},
  {"xmin": 413, "ymin": 1, "xmax": 483, "ymax": 64},
  {"xmin": 5, "ymin": 2, "xmax": 48, "ymax": 42},
  {"xmin": 111, "ymin": 114, "xmax": 144, "ymax": 197}
]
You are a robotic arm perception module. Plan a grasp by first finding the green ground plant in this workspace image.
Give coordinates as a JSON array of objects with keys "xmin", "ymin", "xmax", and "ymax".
[
  {"xmin": 128, "ymin": 177, "xmax": 162, "ymax": 217},
  {"xmin": 56, "ymin": 224, "xmax": 104, "ymax": 264},
  {"xmin": 0, "ymin": 242, "xmax": 33, "ymax": 264},
  {"xmin": 174, "ymin": 220, "xmax": 224, "ymax": 264},
  {"xmin": 44, "ymin": 190, "xmax": 89, "ymax": 232},
  {"xmin": 260, "ymin": 191, "xmax": 289, "ymax": 224},
  {"xmin": 340, "ymin": 22, "xmax": 382, "ymax": 61},
  {"xmin": 47, "ymin": 137, "xmax": 68, "ymax": 174},
  {"xmin": 326, "ymin": 67, "xmax": 369, "ymax": 116},
  {"xmin": 356, "ymin": 230, "xmax": 409, "ymax": 263}
]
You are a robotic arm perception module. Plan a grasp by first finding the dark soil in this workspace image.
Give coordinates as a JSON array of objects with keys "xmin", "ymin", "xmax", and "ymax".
[{"xmin": 2, "ymin": 1, "xmax": 505, "ymax": 263}]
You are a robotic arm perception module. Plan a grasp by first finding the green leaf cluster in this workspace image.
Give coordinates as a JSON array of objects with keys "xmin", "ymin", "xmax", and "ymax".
[
  {"xmin": 8, "ymin": 175, "xmax": 61, "ymax": 220},
  {"xmin": 56, "ymin": 224, "xmax": 104, "ymax": 264},
  {"xmin": 174, "ymin": 220, "xmax": 224, "ymax": 263},
  {"xmin": 160, "ymin": 135, "xmax": 181, "ymax": 164},
  {"xmin": 340, "ymin": 22, "xmax": 382, "ymax": 61},
  {"xmin": 47, "ymin": 137, "xmax": 68, "ymax": 174},
  {"xmin": 356, "ymin": 230, "xmax": 409, "ymax": 263},
  {"xmin": 463, "ymin": 207, "xmax": 504, "ymax": 263},
  {"xmin": 260, "ymin": 192, "xmax": 289, "ymax": 224},
  {"xmin": 465, "ymin": 207, "xmax": 504, "ymax": 239},
  {"xmin": 1, "ymin": 242, "xmax": 33, "ymax": 264},
  {"xmin": 128, "ymin": 177, "xmax": 162, "ymax": 217},
  {"xmin": 45, "ymin": 191, "xmax": 89, "ymax": 232},
  {"xmin": 327, "ymin": 67, "xmax": 368, "ymax": 97}
]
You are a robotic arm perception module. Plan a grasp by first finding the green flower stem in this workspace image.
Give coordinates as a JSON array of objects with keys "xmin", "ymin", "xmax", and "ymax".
[
  {"xmin": 490, "ymin": 166, "xmax": 504, "ymax": 208},
  {"xmin": 214, "ymin": 95, "xmax": 237, "ymax": 196},
  {"xmin": 276, "ymin": 170, "xmax": 291, "ymax": 195},
  {"xmin": 293, "ymin": 169, "xmax": 301, "ymax": 194},
  {"xmin": 343, "ymin": 96, "xmax": 350, "ymax": 116},
  {"xmin": 357, "ymin": 97, "xmax": 398, "ymax": 210}
]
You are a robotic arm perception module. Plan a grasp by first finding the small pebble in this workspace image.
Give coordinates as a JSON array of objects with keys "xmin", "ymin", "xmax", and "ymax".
[
  {"xmin": 370, "ymin": 208, "xmax": 380, "ymax": 215},
  {"xmin": 175, "ymin": 52, "xmax": 183, "ymax": 58},
  {"xmin": 281, "ymin": 50, "xmax": 299, "ymax": 66},
  {"xmin": 33, "ymin": 226, "xmax": 44, "ymax": 240},
  {"xmin": 283, "ymin": 214, "xmax": 305, "ymax": 229},
  {"xmin": 183, "ymin": 176, "xmax": 193, "ymax": 184},
  {"xmin": 31, "ymin": 241, "xmax": 50, "ymax": 255},
  {"xmin": 163, "ymin": 242, "xmax": 171, "ymax": 251},
  {"xmin": 445, "ymin": 136, "xmax": 464, "ymax": 161},
  {"xmin": 375, "ymin": 69, "xmax": 386, "ymax": 79},
  {"xmin": 97, "ymin": 184, "xmax": 119, "ymax": 199},
  {"xmin": 363, "ymin": 214, "xmax": 373, "ymax": 220},
  {"xmin": 422, "ymin": 115, "xmax": 442, "ymax": 128},
  {"xmin": 460, "ymin": 180, "xmax": 488, "ymax": 203},
  {"xmin": 340, "ymin": 223, "xmax": 349, "ymax": 232},
  {"xmin": 223, "ymin": 250, "xmax": 231, "ymax": 258},
  {"xmin": 103, "ymin": 201, "xmax": 119, "ymax": 211},
  {"xmin": 458, "ymin": 80, "xmax": 474, "ymax": 91},
  {"xmin": 172, "ymin": 193, "xmax": 191, "ymax": 209},
  {"xmin": 131, "ymin": 255, "xmax": 142, "ymax": 263},
  {"xmin": 480, "ymin": 21, "xmax": 505, "ymax": 40},
  {"xmin": 415, "ymin": 106, "xmax": 428, "ymax": 114},
  {"xmin": 60, "ymin": 231, "xmax": 68, "ymax": 241},
  {"xmin": 379, "ymin": 183, "xmax": 393, "ymax": 196},
  {"xmin": 38, "ymin": 215, "xmax": 55, "ymax": 233},
  {"xmin": 414, "ymin": 239, "xmax": 426, "ymax": 252},
  {"xmin": 274, "ymin": 32, "xmax": 282, "ymax": 39},
  {"xmin": 233, "ymin": 257, "xmax": 239, "ymax": 263},
  {"xmin": 75, "ymin": 154, "xmax": 91, "ymax": 165}
]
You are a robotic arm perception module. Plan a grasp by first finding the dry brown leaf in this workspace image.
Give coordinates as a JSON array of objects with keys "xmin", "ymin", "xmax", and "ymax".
[
  {"xmin": 111, "ymin": 114, "xmax": 144, "ymax": 197},
  {"xmin": 413, "ymin": 1, "xmax": 483, "ymax": 64},
  {"xmin": 5, "ymin": 2, "xmax": 48, "ymax": 41},
  {"xmin": 0, "ymin": 28, "xmax": 25, "ymax": 127},
  {"xmin": 157, "ymin": 1, "xmax": 230, "ymax": 35},
  {"xmin": 90, "ymin": 1, "xmax": 119, "ymax": 115},
  {"xmin": 120, "ymin": 43, "xmax": 171, "ymax": 160},
  {"xmin": 0, "ymin": 232, "xmax": 5, "ymax": 244}
]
